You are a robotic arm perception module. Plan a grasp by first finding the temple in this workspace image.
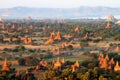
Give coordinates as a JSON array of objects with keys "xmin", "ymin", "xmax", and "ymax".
[
  {"xmin": 114, "ymin": 61, "xmax": 120, "ymax": 72},
  {"xmin": 74, "ymin": 60, "xmax": 79, "ymax": 68},
  {"xmin": 61, "ymin": 57, "xmax": 65, "ymax": 64},
  {"xmin": 2, "ymin": 58, "xmax": 10, "ymax": 71},
  {"xmin": 45, "ymin": 33, "xmax": 54, "ymax": 44},
  {"xmin": 84, "ymin": 33, "xmax": 89, "ymax": 39},
  {"xmin": 53, "ymin": 57, "xmax": 62, "ymax": 70},
  {"xmin": 54, "ymin": 31, "xmax": 62, "ymax": 40},
  {"xmin": 98, "ymin": 52, "xmax": 117, "ymax": 71},
  {"xmin": 115, "ymin": 46, "xmax": 120, "ymax": 52},
  {"xmin": 23, "ymin": 37, "xmax": 32, "ymax": 44},
  {"xmin": 40, "ymin": 59, "xmax": 48, "ymax": 67}
]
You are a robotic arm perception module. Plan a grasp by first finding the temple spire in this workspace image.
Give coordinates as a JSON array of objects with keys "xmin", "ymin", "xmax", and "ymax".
[{"xmin": 2, "ymin": 58, "xmax": 10, "ymax": 71}]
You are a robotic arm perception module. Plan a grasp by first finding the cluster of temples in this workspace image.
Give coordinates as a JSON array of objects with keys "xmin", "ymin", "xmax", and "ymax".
[
  {"xmin": 98, "ymin": 52, "xmax": 120, "ymax": 72},
  {"xmin": 0, "ymin": 20, "xmax": 33, "ymax": 45},
  {"xmin": 45, "ymin": 31, "xmax": 62, "ymax": 44}
]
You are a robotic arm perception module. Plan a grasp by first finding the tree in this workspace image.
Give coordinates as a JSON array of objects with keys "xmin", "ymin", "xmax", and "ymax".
[{"xmin": 83, "ymin": 72, "xmax": 90, "ymax": 80}]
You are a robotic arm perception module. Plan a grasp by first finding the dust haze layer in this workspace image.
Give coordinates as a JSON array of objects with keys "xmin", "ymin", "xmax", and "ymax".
[{"xmin": 0, "ymin": 6, "xmax": 120, "ymax": 19}]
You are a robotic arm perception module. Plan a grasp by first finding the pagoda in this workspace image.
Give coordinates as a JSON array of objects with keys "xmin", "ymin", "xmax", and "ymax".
[
  {"xmin": 54, "ymin": 31, "xmax": 62, "ymax": 40},
  {"xmin": 108, "ymin": 58, "xmax": 115, "ymax": 65},
  {"xmin": 114, "ymin": 61, "xmax": 120, "ymax": 72},
  {"xmin": 45, "ymin": 33, "xmax": 54, "ymax": 44},
  {"xmin": 23, "ymin": 37, "xmax": 28, "ymax": 44},
  {"xmin": 74, "ymin": 60, "xmax": 79, "ymax": 68},
  {"xmin": 53, "ymin": 57, "xmax": 62, "ymax": 70},
  {"xmin": 61, "ymin": 57, "xmax": 65, "ymax": 64},
  {"xmin": 83, "ymin": 33, "xmax": 89, "ymax": 39},
  {"xmin": 71, "ymin": 65, "xmax": 75, "ymax": 73},
  {"xmin": 28, "ymin": 37, "xmax": 32, "ymax": 44},
  {"xmin": 99, "ymin": 58, "xmax": 108, "ymax": 69},
  {"xmin": 115, "ymin": 46, "xmax": 120, "ymax": 52},
  {"xmin": 23, "ymin": 37, "xmax": 32, "ymax": 44},
  {"xmin": 2, "ymin": 58, "xmax": 10, "ymax": 71},
  {"xmin": 105, "ymin": 54, "xmax": 109, "ymax": 61}
]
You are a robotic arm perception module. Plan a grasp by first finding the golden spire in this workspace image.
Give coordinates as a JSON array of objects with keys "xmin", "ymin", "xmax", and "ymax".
[
  {"xmin": 2, "ymin": 58, "xmax": 10, "ymax": 71},
  {"xmin": 74, "ymin": 60, "xmax": 79, "ymax": 68},
  {"xmin": 114, "ymin": 61, "xmax": 120, "ymax": 72},
  {"xmin": 61, "ymin": 57, "xmax": 65, "ymax": 64},
  {"xmin": 53, "ymin": 57, "xmax": 61, "ymax": 70},
  {"xmin": 23, "ymin": 37, "xmax": 28, "ymax": 44},
  {"xmin": 115, "ymin": 45, "xmax": 120, "ymax": 52},
  {"xmin": 105, "ymin": 54, "xmax": 109, "ymax": 61},
  {"xmin": 71, "ymin": 65, "xmax": 75, "ymax": 73},
  {"xmin": 99, "ymin": 58, "xmax": 108, "ymax": 69},
  {"xmin": 28, "ymin": 37, "xmax": 32, "ymax": 44},
  {"xmin": 108, "ymin": 58, "xmax": 115, "ymax": 65}
]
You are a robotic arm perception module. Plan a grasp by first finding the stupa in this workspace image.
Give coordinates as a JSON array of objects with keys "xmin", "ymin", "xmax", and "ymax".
[
  {"xmin": 115, "ymin": 46, "xmax": 120, "ymax": 52},
  {"xmin": 53, "ymin": 57, "xmax": 62, "ymax": 70},
  {"xmin": 84, "ymin": 33, "xmax": 89, "ymax": 39},
  {"xmin": 54, "ymin": 31, "xmax": 62, "ymax": 40},
  {"xmin": 114, "ymin": 61, "xmax": 120, "ymax": 72},
  {"xmin": 45, "ymin": 33, "xmax": 54, "ymax": 44},
  {"xmin": 74, "ymin": 60, "xmax": 79, "ymax": 68},
  {"xmin": 2, "ymin": 58, "xmax": 10, "ymax": 71}
]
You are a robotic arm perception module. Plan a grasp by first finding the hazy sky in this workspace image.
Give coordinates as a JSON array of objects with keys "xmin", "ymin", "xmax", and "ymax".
[{"xmin": 0, "ymin": 0, "xmax": 120, "ymax": 8}]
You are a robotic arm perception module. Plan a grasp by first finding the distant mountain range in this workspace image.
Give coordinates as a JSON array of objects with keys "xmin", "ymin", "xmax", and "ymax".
[{"xmin": 0, "ymin": 6, "xmax": 120, "ymax": 19}]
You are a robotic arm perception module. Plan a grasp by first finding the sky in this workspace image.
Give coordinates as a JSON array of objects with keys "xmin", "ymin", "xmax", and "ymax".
[{"xmin": 0, "ymin": 0, "xmax": 120, "ymax": 8}]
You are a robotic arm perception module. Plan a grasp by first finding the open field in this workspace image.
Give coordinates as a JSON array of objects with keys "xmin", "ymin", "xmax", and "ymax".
[{"xmin": 0, "ymin": 41, "xmax": 119, "ymax": 50}]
